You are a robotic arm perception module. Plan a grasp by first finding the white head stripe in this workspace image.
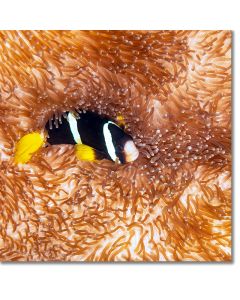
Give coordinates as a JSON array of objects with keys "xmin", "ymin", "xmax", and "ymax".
[
  {"xmin": 103, "ymin": 121, "xmax": 117, "ymax": 162},
  {"xmin": 68, "ymin": 113, "xmax": 82, "ymax": 144}
]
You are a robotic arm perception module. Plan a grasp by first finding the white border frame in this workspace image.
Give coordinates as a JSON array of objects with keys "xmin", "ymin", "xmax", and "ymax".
[{"xmin": 0, "ymin": 1, "xmax": 239, "ymax": 299}]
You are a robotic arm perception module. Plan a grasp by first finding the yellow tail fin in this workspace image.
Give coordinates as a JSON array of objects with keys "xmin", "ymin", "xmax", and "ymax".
[{"xmin": 14, "ymin": 132, "xmax": 45, "ymax": 164}]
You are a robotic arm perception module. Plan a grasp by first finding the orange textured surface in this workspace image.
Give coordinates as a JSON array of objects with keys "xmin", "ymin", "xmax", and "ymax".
[{"xmin": 0, "ymin": 31, "xmax": 231, "ymax": 261}]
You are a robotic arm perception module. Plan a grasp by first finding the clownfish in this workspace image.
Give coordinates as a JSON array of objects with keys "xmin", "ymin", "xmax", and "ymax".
[{"xmin": 14, "ymin": 111, "xmax": 139, "ymax": 165}]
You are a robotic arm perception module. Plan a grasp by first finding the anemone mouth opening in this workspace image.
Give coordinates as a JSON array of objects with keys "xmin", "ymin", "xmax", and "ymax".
[{"xmin": 0, "ymin": 30, "xmax": 231, "ymax": 262}]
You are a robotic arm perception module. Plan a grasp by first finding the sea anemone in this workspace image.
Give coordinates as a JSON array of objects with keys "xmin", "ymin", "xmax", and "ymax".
[{"xmin": 0, "ymin": 30, "xmax": 231, "ymax": 261}]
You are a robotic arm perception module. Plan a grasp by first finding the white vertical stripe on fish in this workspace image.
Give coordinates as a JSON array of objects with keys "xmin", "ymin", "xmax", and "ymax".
[
  {"xmin": 103, "ymin": 121, "xmax": 117, "ymax": 162},
  {"xmin": 68, "ymin": 112, "xmax": 82, "ymax": 144}
]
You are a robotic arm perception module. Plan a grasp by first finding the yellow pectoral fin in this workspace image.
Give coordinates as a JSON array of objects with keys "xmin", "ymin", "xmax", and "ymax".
[
  {"xmin": 75, "ymin": 144, "xmax": 96, "ymax": 162},
  {"xmin": 14, "ymin": 132, "xmax": 45, "ymax": 164},
  {"xmin": 116, "ymin": 115, "xmax": 125, "ymax": 128}
]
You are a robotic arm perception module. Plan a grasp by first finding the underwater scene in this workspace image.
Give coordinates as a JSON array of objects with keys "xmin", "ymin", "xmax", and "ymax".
[{"xmin": 0, "ymin": 31, "xmax": 231, "ymax": 261}]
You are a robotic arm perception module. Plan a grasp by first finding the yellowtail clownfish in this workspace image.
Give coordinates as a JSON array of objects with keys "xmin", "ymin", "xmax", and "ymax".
[{"xmin": 14, "ymin": 111, "xmax": 139, "ymax": 165}]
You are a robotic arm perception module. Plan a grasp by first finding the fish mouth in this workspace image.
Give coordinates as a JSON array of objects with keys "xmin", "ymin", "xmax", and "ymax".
[{"xmin": 124, "ymin": 140, "xmax": 139, "ymax": 163}]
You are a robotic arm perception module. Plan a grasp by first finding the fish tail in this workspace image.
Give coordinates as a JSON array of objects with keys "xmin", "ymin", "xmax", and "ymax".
[{"xmin": 14, "ymin": 132, "xmax": 45, "ymax": 164}]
